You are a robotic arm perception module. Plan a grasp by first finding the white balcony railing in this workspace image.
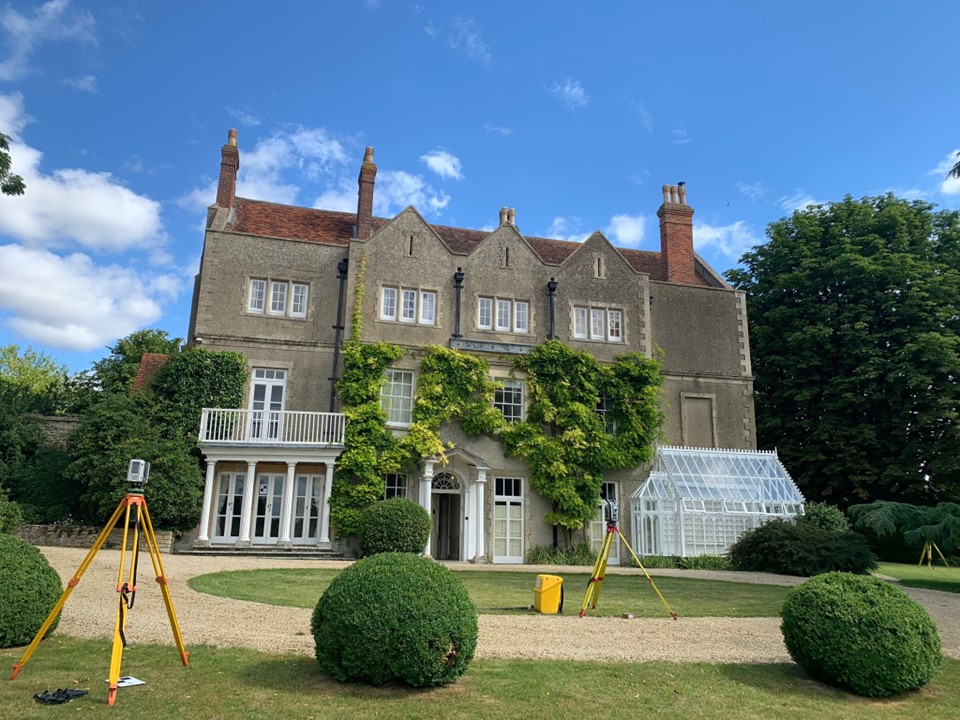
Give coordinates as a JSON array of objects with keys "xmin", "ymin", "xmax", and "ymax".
[{"xmin": 199, "ymin": 408, "xmax": 345, "ymax": 447}]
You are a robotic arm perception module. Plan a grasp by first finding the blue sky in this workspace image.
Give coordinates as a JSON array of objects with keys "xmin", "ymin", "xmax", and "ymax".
[{"xmin": 0, "ymin": 0, "xmax": 957, "ymax": 373}]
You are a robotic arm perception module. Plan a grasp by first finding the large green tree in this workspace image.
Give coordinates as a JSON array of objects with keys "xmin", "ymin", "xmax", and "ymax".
[
  {"xmin": 0, "ymin": 131, "xmax": 25, "ymax": 196},
  {"xmin": 727, "ymin": 195, "xmax": 960, "ymax": 507},
  {"xmin": 92, "ymin": 329, "xmax": 183, "ymax": 394}
]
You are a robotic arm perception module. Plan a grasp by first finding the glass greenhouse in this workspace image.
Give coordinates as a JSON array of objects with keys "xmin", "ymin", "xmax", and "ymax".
[{"xmin": 630, "ymin": 446, "xmax": 804, "ymax": 557}]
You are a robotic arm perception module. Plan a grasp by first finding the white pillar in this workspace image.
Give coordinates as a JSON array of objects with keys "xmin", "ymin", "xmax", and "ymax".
[
  {"xmin": 238, "ymin": 461, "xmax": 257, "ymax": 546},
  {"xmin": 464, "ymin": 480, "xmax": 475, "ymax": 562},
  {"xmin": 319, "ymin": 461, "xmax": 335, "ymax": 543},
  {"xmin": 197, "ymin": 460, "xmax": 217, "ymax": 544},
  {"xmin": 279, "ymin": 462, "xmax": 297, "ymax": 545},
  {"xmin": 421, "ymin": 459, "xmax": 435, "ymax": 557},
  {"xmin": 474, "ymin": 469, "xmax": 487, "ymax": 561}
]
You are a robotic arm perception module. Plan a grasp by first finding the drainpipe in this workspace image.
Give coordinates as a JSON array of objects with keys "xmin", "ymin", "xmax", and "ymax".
[
  {"xmin": 547, "ymin": 277, "xmax": 558, "ymax": 339},
  {"xmin": 328, "ymin": 258, "xmax": 349, "ymax": 412},
  {"xmin": 453, "ymin": 267, "xmax": 465, "ymax": 339}
]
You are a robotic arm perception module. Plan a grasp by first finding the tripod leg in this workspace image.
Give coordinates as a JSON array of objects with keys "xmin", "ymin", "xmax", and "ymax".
[
  {"xmin": 932, "ymin": 543, "xmax": 952, "ymax": 569},
  {"xmin": 107, "ymin": 501, "xmax": 136, "ymax": 706},
  {"xmin": 10, "ymin": 498, "xmax": 127, "ymax": 680},
  {"xmin": 140, "ymin": 501, "xmax": 189, "ymax": 665},
  {"xmin": 580, "ymin": 529, "xmax": 612, "ymax": 617},
  {"xmin": 619, "ymin": 529, "xmax": 678, "ymax": 620},
  {"xmin": 591, "ymin": 530, "xmax": 613, "ymax": 609}
]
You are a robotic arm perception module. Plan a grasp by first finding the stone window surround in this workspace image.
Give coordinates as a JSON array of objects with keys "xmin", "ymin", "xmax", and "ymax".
[
  {"xmin": 570, "ymin": 303, "xmax": 624, "ymax": 343},
  {"xmin": 476, "ymin": 295, "xmax": 530, "ymax": 334},
  {"xmin": 378, "ymin": 283, "xmax": 439, "ymax": 326},
  {"xmin": 246, "ymin": 277, "xmax": 309, "ymax": 319}
]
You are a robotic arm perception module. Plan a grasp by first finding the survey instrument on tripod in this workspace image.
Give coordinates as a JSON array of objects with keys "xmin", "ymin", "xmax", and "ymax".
[
  {"xmin": 10, "ymin": 459, "xmax": 189, "ymax": 706},
  {"xmin": 579, "ymin": 499, "xmax": 677, "ymax": 620}
]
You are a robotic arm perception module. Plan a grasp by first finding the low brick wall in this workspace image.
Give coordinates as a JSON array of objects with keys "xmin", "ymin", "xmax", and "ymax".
[{"xmin": 17, "ymin": 524, "xmax": 174, "ymax": 554}]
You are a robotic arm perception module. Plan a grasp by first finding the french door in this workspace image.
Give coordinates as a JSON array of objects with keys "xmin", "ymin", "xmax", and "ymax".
[
  {"xmin": 253, "ymin": 473, "xmax": 285, "ymax": 543},
  {"xmin": 249, "ymin": 369, "xmax": 286, "ymax": 440},
  {"xmin": 292, "ymin": 474, "xmax": 323, "ymax": 544},
  {"xmin": 493, "ymin": 477, "xmax": 524, "ymax": 564},
  {"xmin": 213, "ymin": 472, "xmax": 245, "ymax": 541}
]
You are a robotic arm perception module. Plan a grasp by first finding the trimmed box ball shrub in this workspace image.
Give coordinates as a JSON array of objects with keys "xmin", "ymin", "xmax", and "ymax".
[
  {"xmin": 358, "ymin": 497, "xmax": 431, "ymax": 555},
  {"xmin": 727, "ymin": 519, "xmax": 877, "ymax": 576},
  {"xmin": 781, "ymin": 572, "xmax": 942, "ymax": 697},
  {"xmin": 0, "ymin": 534, "xmax": 63, "ymax": 648},
  {"xmin": 312, "ymin": 552, "xmax": 477, "ymax": 687},
  {"xmin": 797, "ymin": 501, "xmax": 851, "ymax": 532}
]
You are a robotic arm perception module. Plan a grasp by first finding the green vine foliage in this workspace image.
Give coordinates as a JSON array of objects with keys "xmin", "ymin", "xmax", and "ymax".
[
  {"xmin": 331, "ymin": 338, "xmax": 663, "ymax": 539},
  {"xmin": 500, "ymin": 340, "xmax": 663, "ymax": 530}
]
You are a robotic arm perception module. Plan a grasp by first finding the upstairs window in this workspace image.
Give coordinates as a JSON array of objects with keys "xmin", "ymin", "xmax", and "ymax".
[
  {"xmin": 380, "ymin": 286, "xmax": 437, "ymax": 326},
  {"xmin": 381, "ymin": 287, "xmax": 398, "ymax": 321},
  {"xmin": 270, "ymin": 281, "xmax": 288, "ymax": 314},
  {"xmin": 514, "ymin": 301, "xmax": 529, "ymax": 333},
  {"xmin": 420, "ymin": 291, "xmax": 437, "ymax": 325},
  {"xmin": 480, "ymin": 296, "xmax": 530, "ymax": 334},
  {"xmin": 573, "ymin": 307, "xmax": 588, "ymax": 339},
  {"xmin": 401, "ymin": 289, "xmax": 417, "ymax": 322},
  {"xmin": 573, "ymin": 306, "xmax": 625, "ymax": 343},
  {"xmin": 478, "ymin": 297, "xmax": 493, "ymax": 329},
  {"xmin": 291, "ymin": 283, "xmax": 309, "ymax": 318},
  {"xmin": 495, "ymin": 379, "xmax": 525, "ymax": 423},
  {"xmin": 248, "ymin": 278, "xmax": 309, "ymax": 319},
  {"xmin": 381, "ymin": 369, "xmax": 414, "ymax": 427},
  {"xmin": 248, "ymin": 279, "xmax": 267, "ymax": 313}
]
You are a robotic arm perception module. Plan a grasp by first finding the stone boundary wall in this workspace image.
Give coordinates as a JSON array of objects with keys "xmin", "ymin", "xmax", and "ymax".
[
  {"xmin": 17, "ymin": 524, "xmax": 173, "ymax": 554},
  {"xmin": 24, "ymin": 415, "xmax": 82, "ymax": 449}
]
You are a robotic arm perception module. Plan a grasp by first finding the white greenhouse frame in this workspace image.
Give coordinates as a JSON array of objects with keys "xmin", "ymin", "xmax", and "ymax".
[{"xmin": 630, "ymin": 446, "xmax": 804, "ymax": 557}]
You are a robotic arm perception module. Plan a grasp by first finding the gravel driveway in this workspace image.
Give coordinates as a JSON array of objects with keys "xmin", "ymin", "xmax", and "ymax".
[{"xmin": 37, "ymin": 547, "xmax": 960, "ymax": 664}]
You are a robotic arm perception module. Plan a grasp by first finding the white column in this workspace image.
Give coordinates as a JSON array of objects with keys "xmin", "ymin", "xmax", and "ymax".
[
  {"xmin": 278, "ymin": 462, "xmax": 297, "ymax": 546},
  {"xmin": 421, "ymin": 459, "xmax": 435, "ymax": 557},
  {"xmin": 319, "ymin": 461, "xmax": 335, "ymax": 543},
  {"xmin": 197, "ymin": 460, "xmax": 217, "ymax": 544},
  {"xmin": 474, "ymin": 469, "xmax": 487, "ymax": 561},
  {"xmin": 464, "ymin": 480, "xmax": 475, "ymax": 562},
  {"xmin": 237, "ymin": 461, "xmax": 257, "ymax": 546}
]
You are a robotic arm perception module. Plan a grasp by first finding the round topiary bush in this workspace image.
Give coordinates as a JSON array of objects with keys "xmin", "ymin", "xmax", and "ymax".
[
  {"xmin": 312, "ymin": 552, "xmax": 477, "ymax": 687},
  {"xmin": 0, "ymin": 533, "xmax": 63, "ymax": 648},
  {"xmin": 781, "ymin": 572, "xmax": 942, "ymax": 697},
  {"xmin": 357, "ymin": 497, "xmax": 431, "ymax": 555},
  {"xmin": 797, "ymin": 501, "xmax": 851, "ymax": 533}
]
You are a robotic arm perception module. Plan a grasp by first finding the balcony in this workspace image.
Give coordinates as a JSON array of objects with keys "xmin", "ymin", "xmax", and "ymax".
[{"xmin": 198, "ymin": 408, "xmax": 346, "ymax": 448}]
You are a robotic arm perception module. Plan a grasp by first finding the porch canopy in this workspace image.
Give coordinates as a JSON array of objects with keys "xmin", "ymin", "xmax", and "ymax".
[{"xmin": 630, "ymin": 445, "xmax": 804, "ymax": 557}]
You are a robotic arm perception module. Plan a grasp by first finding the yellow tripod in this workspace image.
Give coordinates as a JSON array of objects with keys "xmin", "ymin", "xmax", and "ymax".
[
  {"xmin": 918, "ymin": 540, "xmax": 952, "ymax": 570},
  {"xmin": 10, "ymin": 489, "xmax": 189, "ymax": 706},
  {"xmin": 580, "ymin": 522, "xmax": 678, "ymax": 620}
]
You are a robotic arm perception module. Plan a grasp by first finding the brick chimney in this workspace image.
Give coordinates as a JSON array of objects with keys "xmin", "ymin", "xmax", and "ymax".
[
  {"xmin": 216, "ymin": 128, "xmax": 240, "ymax": 209},
  {"xmin": 357, "ymin": 146, "xmax": 377, "ymax": 240},
  {"xmin": 658, "ymin": 183, "xmax": 696, "ymax": 284}
]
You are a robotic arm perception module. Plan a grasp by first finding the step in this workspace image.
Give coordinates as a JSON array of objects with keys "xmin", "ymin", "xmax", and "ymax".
[{"xmin": 176, "ymin": 547, "xmax": 349, "ymax": 561}]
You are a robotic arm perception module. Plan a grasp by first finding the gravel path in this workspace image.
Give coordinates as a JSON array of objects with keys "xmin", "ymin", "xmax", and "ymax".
[{"xmin": 37, "ymin": 547, "xmax": 960, "ymax": 664}]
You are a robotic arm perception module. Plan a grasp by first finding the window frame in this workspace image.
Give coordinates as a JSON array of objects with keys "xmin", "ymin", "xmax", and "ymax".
[
  {"xmin": 381, "ymin": 369, "xmax": 415, "ymax": 427},
  {"xmin": 380, "ymin": 287, "xmax": 398, "ymax": 321},
  {"xmin": 494, "ymin": 378, "xmax": 525, "ymax": 423},
  {"xmin": 290, "ymin": 283, "xmax": 309, "ymax": 318},
  {"xmin": 401, "ymin": 289, "xmax": 417, "ymax": 323},
  {"xmin": 478, "ymin": 297, "xmax": 493, "ymax": 330},
  {"xmin": 248, "ymin": 279, "xmax": 267, "ymax": 314},
  {"xmin": 514, "ymin": 301, "xmax": 529, "ymax": 334},
  {"xmin": 607, "ymin": 309, "xmax": 623, "ymax": 342},
  {"xmin": 384, "ymin": 473, "xmax": 408, "ymax": 499},
  {"xmin": 496, "ymin": 299, "xmax": 512, "ymax": 332},
  {"xmin": 419, "ymin": 290, "xmax": 437, "ymax": 325},
  {"xmin": 269, "ymin": 281, "xmax": 288, "ymax": 315},
  {"xmin": 590, "ymin": 308, "xmax": 605, "ymax": 340},
  {"xmin": 573, "ymin": 307, "xmax": 588, "ymax": 339}
]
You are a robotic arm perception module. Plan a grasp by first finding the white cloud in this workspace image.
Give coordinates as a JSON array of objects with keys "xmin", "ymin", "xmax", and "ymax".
[
  {"xmin": 933, "ymin": 149, "xmax": 960, "ymax": 196},
  {"xmin": 672, "ymin": 127, "xmax": 690, "ymax": 144},
  {"xmin": 694, "ymin": 221, "xmax": 762, "ymax": 260},
  {"xmin": 375, "ymin": 170, "xmax": 449, "ymax": 216},
  {"xmin": 312, "ymin": 180, "xmax": 356, "ymax": 213},
  {"xmin": 0, "ymin": 244, "xmax": 181, "ymax": 351},
  {"xmin": 0, "ymin": 0, "xmax": 96, "ymax": 81},
  {"xmin": 778, "ymin": 190, "xmax": 822, "ymax": 212},
  {"xmin": 0, "ymin": 91, "xmax": 30, "ymax": 138},
  {"xmin": 630, "ymin": 101, "xmax": 653, "ymax": 133},
  {"xmin": 448, "ymin": 17, "xmax": 491, "ymax": 64},
  {"xmin": 736, "ymin": 181, "xmax": 769, "ymax": 201},
  {"xmin": 179, "ymin": 126, "xmax": 352, "ymax": 210},
  {"xmin": 605, "ymin": 214, "xmax": 647, "ymax": 248},
  {"xmin": 226, "ymin": 105, "xmax": 262, "ymax": 127},
  {"xmin": 545, "ymin": 216, "xmax": 590, "ymax": 243},
  {"xmin": 0, "ymin": 93, "xmax": 164, "ymax": 253},
  {"xmin": 484, "ymin": 124, "xmax": 513, "ymax": 136},
  {"xmin": 551, "ymin": 79, "xmax": 589, "ymax": 110},
  {"xmin": 420, "ymin": 149, "xmax": 463, "ymax": 180},
  {"xmin": 63, "ymin": 74, "xmax": 96, "ymax": 92}
]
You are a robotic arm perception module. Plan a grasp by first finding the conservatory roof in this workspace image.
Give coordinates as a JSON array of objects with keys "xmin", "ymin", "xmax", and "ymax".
[{"xmin": 630, "ymin": 446, "xmax": 804, "ymax": 505}]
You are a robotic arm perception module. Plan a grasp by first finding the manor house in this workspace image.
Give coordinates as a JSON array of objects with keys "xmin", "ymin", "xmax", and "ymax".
[{"xmin": 186, "ymin": 129, "xmax": 757, "ymax": 563}]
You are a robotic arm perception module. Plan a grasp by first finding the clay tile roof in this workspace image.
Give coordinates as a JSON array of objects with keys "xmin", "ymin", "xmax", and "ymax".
[
  {"xmin": 130, "ymin": 353, "xmax": 170, "ymax": 394},
  {"xmin": 620, "ymin": 248, "xmax": 665, "ymax": 279},
  {"xmin": 431, "ymin": 225, "xmax": 488, "ymax": 254},
  {"xmin": 525, "ymin": 236, "xmax": 581, "ymax": 266},
  {"xmin": 225, "ymin": 198, "xmax": 387, "ymax": 245}
]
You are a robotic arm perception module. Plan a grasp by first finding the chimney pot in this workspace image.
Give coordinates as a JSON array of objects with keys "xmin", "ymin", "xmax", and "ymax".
[
  {"xmin": 657, "ymin": 182, "xmax": 696, "ymax": 284},
  {"xmin": 227, "ymin": 128, "xmax": 238, "ymax": 146},
  {"xmin": 507, "ymin": 208, "xmax": 516, "ymax": 226},
  {"xmin": 499, "ymin": 207, "xmax": 508, "ymax": 225}
]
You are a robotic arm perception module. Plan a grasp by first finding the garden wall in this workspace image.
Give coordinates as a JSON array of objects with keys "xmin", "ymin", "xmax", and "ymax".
[{"xmin": 17, "ymin": 523, "xmax": 173, "ymax": 553}]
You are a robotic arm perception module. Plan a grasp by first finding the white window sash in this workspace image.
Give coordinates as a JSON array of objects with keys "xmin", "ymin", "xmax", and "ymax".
[
  {"xmin": 478, "ymin": 297, "xmax": 493, "ymax": 329},
  {"xmin": 381, "ymin": 287, "xmax": 397, "ymax": 320},
  {"xmin": 590, "ymin": 308, "xmax": 604, "ymax": 339},
  {"xmin": 270, "ymin": 281, "xmax": 288, "ymax": 314},
  {"xmin": 496, "ymin": 300, "xmax": 512, "ymax": 331},
  {"xmin": 573, "ymin": 307, "xmax": 587, "ymax": 338},
  {"xmin": 514, "ymin": 301, "xmax": 529, "ymax": 333},
  {"xmin": 291, "ymin": 283, "xmax": 308, "ymax": 318},
  {"xmin": 607, "ymin": 310, "xmax": 622, "ymax": 341},
  {"xmin": 420, "ymin": 291, "xmax": 437, "ymax": 324},
  {"xmin": 401, "ymin": 289, "xmax": 417, "ymax": 322},
  {"xmin": 248, "ymin": 279, "xmax": 266, "ymax": 313}
]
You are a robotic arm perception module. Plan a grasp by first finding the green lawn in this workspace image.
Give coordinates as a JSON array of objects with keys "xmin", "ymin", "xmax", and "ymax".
[
  {"xmin": 188, "ymin": 568, "xmax": 792, "ymax": 617},
  {"xmin": 877, "ymin": 563, "xmax": 960, "ymax": 594},
  {"xmin": 2, "ymin": 638, "xmax": 958, "ymax": 720}
]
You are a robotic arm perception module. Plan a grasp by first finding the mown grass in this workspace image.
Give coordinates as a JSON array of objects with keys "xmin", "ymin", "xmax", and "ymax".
[
  {"xmin": 2, "ymin": 638, "xmax": 958, "ymax": 720},
  {"xmin": 877, "ymin": 563, "xmax": 960, "ymax": 594},
  {"xmin": 188, "ymin": 568, "xmax": 792, "ymax": 617}
]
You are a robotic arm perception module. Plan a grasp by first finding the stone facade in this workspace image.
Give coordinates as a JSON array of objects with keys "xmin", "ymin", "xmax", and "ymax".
[{"xmin": 186, "ymin": 130, "xmax": 756, "ymax": 564}]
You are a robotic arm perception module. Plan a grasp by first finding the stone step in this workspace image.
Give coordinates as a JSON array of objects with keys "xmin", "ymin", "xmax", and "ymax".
[{"xmin": 176, "ymin": 547, "xmax": 349, "ymax": 561}]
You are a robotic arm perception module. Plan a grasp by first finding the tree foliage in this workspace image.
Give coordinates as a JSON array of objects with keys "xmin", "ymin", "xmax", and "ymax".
[
  {"xmin": 849, "ymin": 500, "xmax": 960, "ymax": 555},
  {"xmin": 0, "ymin": 131, "xmax": 25, "ymax": 196},
  {"xmin": 93, "ymin": 329, "xmax": 182, "ymax": 394},
  {"xmin": 727, "ymin": 195, "xmax": 960, "ymax": 506}
]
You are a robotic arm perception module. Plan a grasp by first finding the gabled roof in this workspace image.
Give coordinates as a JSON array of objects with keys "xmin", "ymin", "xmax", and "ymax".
[
  {"xmin": 130, "ymin": 353, "xmax": 170, "ymax": 394},
  {"xmin": 219, "ymin": 196, "xmax": 710, "ymax": 284}
]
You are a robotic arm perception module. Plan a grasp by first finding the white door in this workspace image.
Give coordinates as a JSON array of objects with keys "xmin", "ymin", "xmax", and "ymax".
[
  {"xmin": 493, "ymin": 477, "xmax": 523, "ymax": 564},
  {"xmin": 253, "ymin": 473, "xmax": 285, "ymax": 543},
  {"xmin": 249, "ymin": 369, "xmax": 286, "ymax": 440},
  {"xmin": 213, "ymin": 473, "xmax": 245, "ymax": 541},
  {"xmin": 292, "ymin": 474, "xmax": 323, "ymax": 544}
]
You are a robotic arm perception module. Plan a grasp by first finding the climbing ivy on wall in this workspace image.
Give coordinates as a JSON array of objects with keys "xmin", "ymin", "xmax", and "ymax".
[
  {"xmin": 329, "ymin": 335, "xmax": 664, "ymax": 540},
  {"xmin": 500, "ymin": 340, "xmax": 664, "ymax": 532}
]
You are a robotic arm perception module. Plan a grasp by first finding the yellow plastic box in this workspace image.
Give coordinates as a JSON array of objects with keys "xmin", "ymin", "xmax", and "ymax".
[{"xmin": 533, "ymin": 574, "xmax": 564, "ymax": 614}]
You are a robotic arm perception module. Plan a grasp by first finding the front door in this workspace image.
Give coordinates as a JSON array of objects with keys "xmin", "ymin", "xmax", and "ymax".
[
  {"xmin": 213, "ymin": 472, "xmax": 245, "ymax": 542},
  {"xmin": 292, "ymin": 474, "xmax": 323, "ymax": 544},
  {"xmin": 253, "ymin": 473, "xmax": 284, "ymax": 543},
  {"xmin": 432, "ymin": 494, "xmax": 461, "ymax": 560},
  {"xmin": 249, "ymin": 369, "xmax": 286, "ymax": 440}
]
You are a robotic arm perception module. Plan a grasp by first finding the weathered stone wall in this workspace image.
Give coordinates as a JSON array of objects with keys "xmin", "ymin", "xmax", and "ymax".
[
  {"xmin": 25, "ymin": 415, "xmax": 81, "ymax": 449},
  {"xmin": 17, "ymin": 524, "xmax": 173, "ymax": 553}
]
